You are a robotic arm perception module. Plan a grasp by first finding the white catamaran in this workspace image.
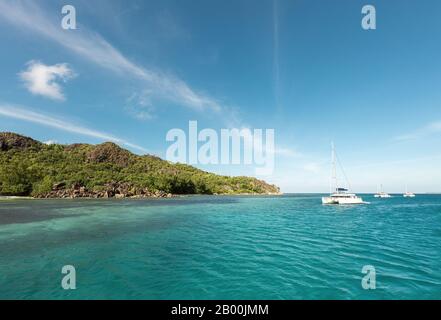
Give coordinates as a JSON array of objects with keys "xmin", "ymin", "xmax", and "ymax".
[{"xmin": 322, "ymin": 143, "xmax": 366, "ymax": 205}]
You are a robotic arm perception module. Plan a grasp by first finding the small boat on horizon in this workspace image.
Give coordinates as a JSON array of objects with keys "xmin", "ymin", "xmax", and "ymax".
[
  {"xmin": 403, "ymin": 185, "xmax": 416, "ymax": 198},
  {"xmin": 322, "ymin": 143, "xmax": 366, "ymax": 205},
  {"xmin": 374, "ymin": 185, "xmax": 392, "ymax": 198}
]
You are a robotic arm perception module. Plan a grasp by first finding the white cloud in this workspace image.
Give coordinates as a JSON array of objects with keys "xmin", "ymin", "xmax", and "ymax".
[
  {"xmin": 43, "ymin": 140, "xmax": 57, "ymax": 145},
  {"xmin": 0, "ymin": 0, "xmax": 222, "ymax": 114},
  {"xmin": 19, "ymin": 61, "xmax": 75, "ymax": 101},
  {"xmin": 0, "ymin": 103, "xmax": 149, "ymax": 154}
]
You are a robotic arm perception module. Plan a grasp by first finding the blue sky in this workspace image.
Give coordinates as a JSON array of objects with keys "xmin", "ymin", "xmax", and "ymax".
[{"xmin": 1, "ymin": 0, "xmax": 441, "ymax": 193}]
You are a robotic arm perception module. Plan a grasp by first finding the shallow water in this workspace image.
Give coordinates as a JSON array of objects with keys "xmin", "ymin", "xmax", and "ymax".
[{"xmin": 0, "ymin": 194, "xmax": 440, "ymax": 299}]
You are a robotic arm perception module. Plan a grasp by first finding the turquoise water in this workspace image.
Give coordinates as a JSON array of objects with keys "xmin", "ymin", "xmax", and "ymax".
[{"xmin": 0, "ymin": 194, "xmax": 440, "ymax": 299}]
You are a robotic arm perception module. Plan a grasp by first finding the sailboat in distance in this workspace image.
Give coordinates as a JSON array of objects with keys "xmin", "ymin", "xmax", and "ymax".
[
  {"xmin": 403, "ymin": 185, "xmax": 416, "ymax": 198},
  {"xmin": 322, "ymin": 143, "xmax": 366, "ymax": 205},
  {"xmin": 374, "ymin": 184, "xmax": 392, "ymax": 198}
]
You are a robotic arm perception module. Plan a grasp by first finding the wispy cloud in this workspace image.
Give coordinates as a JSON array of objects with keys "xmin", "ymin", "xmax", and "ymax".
[
  {"xmin": 394, "ymin": 120, "xmax": 441, "ymax": 141},
  {"xmin": 348, "ymin": 154, "xmax": 441, "ymax": 170},
  {"xmin": 0, "ymin": 0, "xmax": 222, "ymax": 113},
  {"xmin": 124, "ymin": 91, "xmax": 155, "ymax": 121},
  {"xmin": 274, "ymin": 147, "xmax": 301, "ymax": 158},
  {"xmin": 0, "ymin": 103, "xmax": 149, "ymax": 153},
  {"xmin": 19, "ymin": 61, "xmax": 75, "ymax": 101},
  {"xmin": 303, "ymin": 162, "xmax": 321, "ymax": 174}
]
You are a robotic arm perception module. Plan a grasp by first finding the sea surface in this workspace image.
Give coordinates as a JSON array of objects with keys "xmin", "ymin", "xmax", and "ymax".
[{"xmin": 0, "ymin": 194, "xmax": 440, "ymax": 300}]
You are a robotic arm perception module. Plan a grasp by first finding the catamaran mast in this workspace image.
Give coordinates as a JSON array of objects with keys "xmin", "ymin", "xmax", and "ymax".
[{"xmin": 330, "ymin": 142, "xmax": 338, "ymax": 193}]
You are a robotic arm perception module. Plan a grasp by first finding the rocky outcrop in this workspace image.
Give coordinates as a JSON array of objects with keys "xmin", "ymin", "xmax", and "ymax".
[
  {"xmin": 64, "ymin": 143, "xmax": 90, "ymax": 152},
  {"xmin": 86, "ymin": 142, "xmax": 133, "ymax": 167},
  {"xmin": 35, "ymin": 181, "xmax": 173, "ymax": 199},
  {"xmin": 0, "ymin": 132, "xmax": 41, "ymax": 151}
]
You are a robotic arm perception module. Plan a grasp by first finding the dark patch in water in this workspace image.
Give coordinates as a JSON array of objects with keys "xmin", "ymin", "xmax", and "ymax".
[
  {"xmin": 0, "ymin": 210, "xmax": 84, "ymax": 225},
  {"xmin": 0, "ymin": 196, "xmax": 240, "ymax": 226}
]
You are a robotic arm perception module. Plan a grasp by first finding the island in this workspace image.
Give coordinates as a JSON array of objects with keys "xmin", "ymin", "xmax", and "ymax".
[{"xmin": 0, "ymin": 132, "xmax": 280, "ymax": 199}]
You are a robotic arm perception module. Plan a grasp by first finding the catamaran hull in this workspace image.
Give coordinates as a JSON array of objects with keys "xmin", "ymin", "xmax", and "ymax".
[{"xmin": 322, "ymin": 197, "xmax": 365, "ymax": 205}]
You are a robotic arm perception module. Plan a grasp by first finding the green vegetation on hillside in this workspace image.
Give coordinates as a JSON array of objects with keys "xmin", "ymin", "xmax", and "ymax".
[{"xmin": 0, "ymin": 132, "xmax": 280, "ymax": 198}]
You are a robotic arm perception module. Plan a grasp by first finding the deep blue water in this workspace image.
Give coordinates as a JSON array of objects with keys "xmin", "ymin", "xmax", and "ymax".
[{"xmin": 0, "ymin": 194, "xmax": 440, "ymax": 299}]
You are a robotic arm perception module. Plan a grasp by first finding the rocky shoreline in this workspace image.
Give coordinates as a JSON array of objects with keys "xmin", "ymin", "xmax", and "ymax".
[
  {"xmin": 25, "ymin": 181, "xmax": 283, "ymax": 200},
  {"xmin": 34, "ymin": 182, "xmax": 174, "ymax": 199}
]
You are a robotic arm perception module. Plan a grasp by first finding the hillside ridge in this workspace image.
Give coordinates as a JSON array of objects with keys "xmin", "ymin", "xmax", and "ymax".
[{"xmin": 0, "ymin": 132, "xmax": 281, "ymax": 198}]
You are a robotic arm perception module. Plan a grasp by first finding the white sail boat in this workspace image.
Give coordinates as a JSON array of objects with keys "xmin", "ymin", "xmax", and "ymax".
[
  {"xmin": 322, "ymin": 143, "xmax": 366, "ymax": 205},
  {"xmin": 374, "ymin": 184, "xmax": 391, "ymax": 198},
  {"xmin": 403, "ymin": 185, "xmax": 415, "ymax": 198}
]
